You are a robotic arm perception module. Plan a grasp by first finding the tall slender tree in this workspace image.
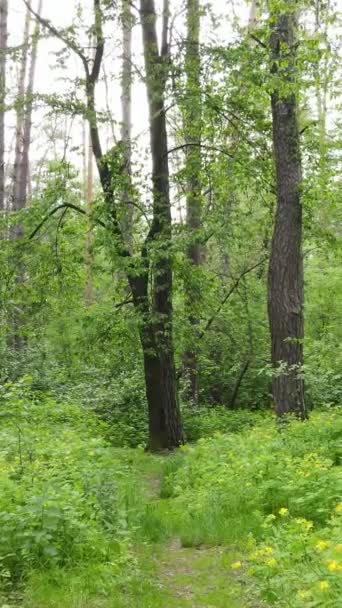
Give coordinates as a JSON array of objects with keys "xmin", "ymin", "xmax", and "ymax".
[
  {"xmin": 17, "ymin": 0, "xmax": 43, "ymax": 209},
  {"xmin": 0, "ymin": 0, "xmax": 7, "ymax": 212},
  {"xmin": 139, "ymin": 0, "xmax": 183, "ymax": 449},
  {"xmin": 268, "ymin": 2, "xmax": 306, "ymax": 419},
  {"xmin": 120, "ymin": 0, "xmax": 133, "ymax": 246},
  {"xmin": 183, "ymin": 0, "xmax": 202, "ymax": 404},
  {"xmin": 12, "ymin": 2, "xmax": 30, "ymax": 216},
  {"xmin": 84, "ymin": 123, "xmax": 94, "ymax": 306}
]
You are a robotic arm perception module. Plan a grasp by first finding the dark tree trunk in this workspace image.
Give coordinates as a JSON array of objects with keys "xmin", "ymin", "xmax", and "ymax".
[
  {"xmin": 183, "ymin": 0, "xmax": 202, "ymax": 404},
  {"xmin": 0, "ymin": 0, "xmax": 7, "ymax": 212},
  {"xmin": 268, "ymin": 11, "xmax": 306, "ymax": 419},
  {"xmin": 229, "ymin": 360, "xmax": 250, "ymax": 410},
  {"xmin": 139, "ymin": 0, "xmax": 183, "ymax": 450},
  {"xmin": 27, "ymin": 0, "xmax": 183, "ymax": 450}
]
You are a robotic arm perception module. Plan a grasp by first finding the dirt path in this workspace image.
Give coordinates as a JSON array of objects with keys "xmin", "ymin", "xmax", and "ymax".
[
  {"xmin": 141, "ymin": 464, "xmax": 259, "ymax": 608},
  {"xmin": 153, "ymin": 541, "xmax": 248, "ymax": 608}
]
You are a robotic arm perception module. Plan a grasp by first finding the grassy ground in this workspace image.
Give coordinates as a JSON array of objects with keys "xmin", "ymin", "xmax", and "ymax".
[
  {"xmin": 1, "ymin": 391, "xmax": 340, "ymax": 607},
  {"xmin": 18, "ymin": 452, "xmax": 260, "ymax": 608}
]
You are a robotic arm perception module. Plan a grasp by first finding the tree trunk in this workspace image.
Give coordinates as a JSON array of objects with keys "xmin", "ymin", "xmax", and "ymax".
[
  {"xmin": 27, "ymin": 0, "xmax": 184, "ymax": 450},
  {"xmin": 183, "ymin": 0, "xmax": 202, "ymax": 404},
  {"xmin": 0, "ymin": 0, "xmax": 7, "ymax": 212},
  {"xmin": 268, "ymin": 10, "xmax": 306, "ymax": 419},
  {"xmin": 12, "ymin": 2, "xmax": 30, "ymax": 215},
  {"xmin": 84, "ymin": 123, "xmax": 94, "ymax": 305},
  {"xmin": 139, "ymin": 0, "xmax": 183, "ymax": 449},
  {"xmin": 17, "ymin": 0, "xmax": 43, "ymax": 209},
  {"xmin": 120, "ymin": 0, "xmax": 133, "ymax": 247}
]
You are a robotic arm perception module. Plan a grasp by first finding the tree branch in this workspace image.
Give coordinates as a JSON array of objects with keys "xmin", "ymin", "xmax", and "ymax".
[
  {"xmin": 166, "ymin": 142, "xmax": 235, "ymax": 160},
  {"xmin": 22, "ymin": 0, "xmax": 89, "ymax": 77},
  {"xmin": 200, "ymin": 257, "xmax": 268, "ymax": 338},
  {"xmin": 90, "ymin": 0, "xmax": 104, "ymax": 84},
  {"xmin": 29, "ymin": 202, "xmax": 106, "ymax": 240}
]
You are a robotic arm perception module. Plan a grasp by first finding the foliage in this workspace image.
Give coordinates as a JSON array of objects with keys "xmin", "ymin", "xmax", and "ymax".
[
  {"xmin": 161, "ymin": 409, "xmax": 342, "ymax": 546},
  {"xmin": 0, "ymin": 378, "xmax": 144, "ymax": 596},
  {"xmin": 246, "ymin": 505, "xmax": 342, "ymax": 606}
]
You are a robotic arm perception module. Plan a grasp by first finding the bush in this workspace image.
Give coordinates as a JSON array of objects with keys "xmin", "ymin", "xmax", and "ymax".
[
  {"xmin": 0, "ymin": 378, "xmax": 142, "ymax": 589},
  {"xmin": 245, "ymin": 504, "xmax": 342, "ymax": 606},
  {"xmin": 161, "ymin": 409, "xmax": 342, "ymax": 546},
  {"xmin": 182, "ymin": 406, "xmax": 268, "ymax": 442}
]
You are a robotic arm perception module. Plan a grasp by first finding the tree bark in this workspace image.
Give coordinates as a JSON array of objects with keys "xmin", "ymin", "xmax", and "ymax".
[
  {"xmin": 183, "ymin": 0, "xmax": 202, "ymax": 404},
  {"xmin": 268, "ymin": 9, "xmax": 306, "ymax": 419},
  {"xmin": 17, "ymin": 0, "xmax": 43, "ymax": 209},
  {"xmin": 84, "ymin": 123, "xmax": 94, "ymax": 305},
  {"xmin": 12, "ymin": 1, "xmax": 30, "ymax": 215},
  {"xmin": 120, "ymin": 0, "xmax": 133, "ymax": 247},
  {"xmin": 0, "ymin": 0, "xmax": 7, "ymax": 212},
  {"xmin": 139, "ymin": 0, "xmax": 183, "ymax": 449}
]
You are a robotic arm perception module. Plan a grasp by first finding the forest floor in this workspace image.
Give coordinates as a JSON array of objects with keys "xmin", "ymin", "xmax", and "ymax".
[
  {"xmin": 5, "ymin": 401, "xmax": 339, "ymax": 607},
  {"xmin": 128, "ymin": 458, "xmax": 261, "ymax": 608}
]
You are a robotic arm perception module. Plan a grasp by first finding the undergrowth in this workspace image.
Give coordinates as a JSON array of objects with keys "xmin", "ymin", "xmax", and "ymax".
[
  {"xmin": 161, "ymin": 408, "xmax": 342, "ymax": 606},
  {"xmin": 0, "ymin": 377, "xmax": 341, "ymax": 607}
]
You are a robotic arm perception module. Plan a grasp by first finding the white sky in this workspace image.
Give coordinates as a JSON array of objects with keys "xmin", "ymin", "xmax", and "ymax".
[{"xmin": 7, "ymin": 0, "xmax": 250, "ymax": 177}]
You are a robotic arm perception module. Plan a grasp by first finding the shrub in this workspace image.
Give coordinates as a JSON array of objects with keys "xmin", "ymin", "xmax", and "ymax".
[
  {"xmin": 161, "ymin": 409, "xmax": 342, "ymax": 546},
  {"xmin": 0, "ymin": 378, "xmax": 141, "ymax": 589}
]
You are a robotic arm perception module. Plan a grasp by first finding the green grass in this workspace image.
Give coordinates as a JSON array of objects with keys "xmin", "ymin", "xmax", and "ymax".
[{"xmin": 0, "ymin": 381, "xmax": 340, "ymax": 607}]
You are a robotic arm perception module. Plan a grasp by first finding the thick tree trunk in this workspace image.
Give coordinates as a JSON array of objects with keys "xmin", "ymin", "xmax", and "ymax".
[
  {"xmin": 139, "ymin": 0, "xmax": 183, "ymax": 449},
  {"xmin": 183, "ymin": 0, "xmax": 202, "ymax": 404},
  {"xmin": 268, "ymin": 11, "xmax": 306, "ymax": 419},
  {"xmin": 0, "ymin": 0, "xmax": 7, "ymax": 212}
]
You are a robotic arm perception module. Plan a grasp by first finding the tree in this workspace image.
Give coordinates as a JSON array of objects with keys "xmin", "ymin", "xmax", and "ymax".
[
  {"xmin": 26, "ymin": 0, "xmax": 184, "ymax": 450},
  {"xmin": 120, "ymin": 0, "xmax": 133, "ymax": 247},
  {"xmin": 267, "ymin": 2, "xmax": 306, "ymax": 419},
  {"xmin": 0, "ymin": 0, "xmax": 7, "ymax": 212},
  {"xmin": 18, "ymin": 0, "xmax": 43, "ymax": 210},
  {"xmin": 183, "ymin": 0, "xmax": 203, "ymax": 404},
  {"xmin": 12, "ymin": 2, "xmax": 31, "ymax": 217},
  {"xmin": 136, "ymin": 0, "xmax": 183, "ymax": 449}
]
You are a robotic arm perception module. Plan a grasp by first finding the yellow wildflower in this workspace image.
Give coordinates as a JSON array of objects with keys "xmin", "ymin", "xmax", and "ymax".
[
  {"xmin": 264, "ymin": 546, "xmax": 274, "ymax": 555},
  {"xmin": 335, "ymin": 502, "xmax": 342, "ymax": 514},
  {"xmin": 315, "ymin": 540, "xmax": 330, "ymax": 551},
  {"xmin": 231, "ymin": 561, "xmax": 242, "ymax": 570},
  {"xmin": 265, "ymin": 514, "xmax": 276, "ymax": 522},
  {"xmin": 319, "ymin": 580, "xmax": 329, "ymax": 591},
  {"xmin": 279, "ymin": 507, "xmax": 289, "ymax": 517},
  {"xmin": 295, "ymin": 517, "xmax": 313, "ymax": 531},
  {"xmin": 298, "ymin": 590, "xmax": 310, "ymax": 600},
  {"xmin": 266, "ymin": 558, "xmax": 277, "ymax": 568},
  {"xmin": 327, "ymin": 560, "xmax": 342, "ymax": 572}
]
